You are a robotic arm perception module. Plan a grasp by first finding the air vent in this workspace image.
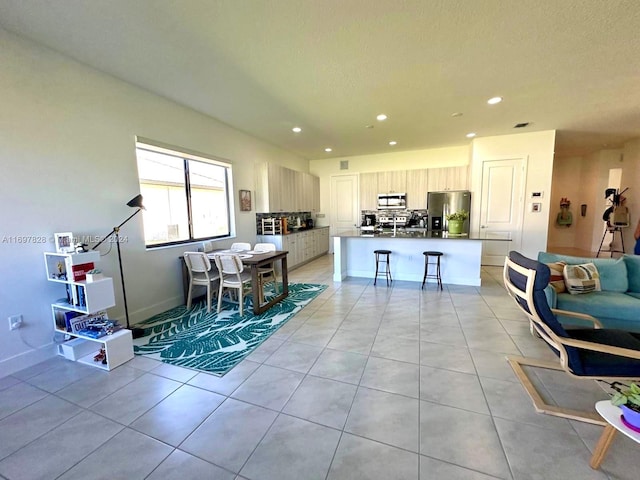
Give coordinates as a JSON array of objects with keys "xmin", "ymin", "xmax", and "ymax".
[
  {"xmin": 514, "ymin": 122, "xmax": 530, "ymax": 128},
  {"xmin": 340, "ymin": 160, "xmax": 349, "ymax": 170}
]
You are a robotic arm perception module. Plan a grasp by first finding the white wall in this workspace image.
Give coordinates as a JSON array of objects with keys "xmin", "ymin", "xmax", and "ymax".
[
  {"xmin": 547, "ymin": 149, "xmax": 627, "ymax": 255},
  {"xmin": 621, "ymin": 139, "xmax": 640, "ymax": 253},
  {"xmin": 470, "ymin": 130, "xmax": 556, "ymax": 259},
  {"xmin": 0, "ymin": 29, "xmax": 308, "ymax": 376}
]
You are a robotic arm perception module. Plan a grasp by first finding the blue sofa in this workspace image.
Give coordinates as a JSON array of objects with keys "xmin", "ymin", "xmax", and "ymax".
[{"xmin": 537, "ymin": 252, "xmax": 640, "ymax": 333}]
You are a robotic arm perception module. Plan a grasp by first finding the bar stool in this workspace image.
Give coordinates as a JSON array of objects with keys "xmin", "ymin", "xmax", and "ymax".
[
  {"xmin": 373, "ymin": 249, "xmax": 392, "ymax": 286},
  {"xmin": 422, "ymin": 251, "xmax": 443, "ymax": 290}
]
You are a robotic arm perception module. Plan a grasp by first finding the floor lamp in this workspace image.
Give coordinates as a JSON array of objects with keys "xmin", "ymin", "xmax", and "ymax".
[{"xmin": 92, "ymin": 194, "xmax": 146, "ymax": 339}]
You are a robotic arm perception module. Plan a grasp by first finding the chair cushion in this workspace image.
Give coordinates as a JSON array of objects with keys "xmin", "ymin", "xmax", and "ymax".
[
  {"xmin": 623, "ymin": 254, "xmax": 640, "ymax": 293},
  {"xmin": 537, "ymin": 252, "xmax": 628, "ymax": 292},
  {"xmin": 568, "ymin": 329, "xmax": 640, "ymax": 377},
  {"xmin": 555, "ymin": 291, "xmax": 640, "ymax": 325},
  {"xmin": 563, "ymin": 263, "xmax": 601, "ymax": 294}
]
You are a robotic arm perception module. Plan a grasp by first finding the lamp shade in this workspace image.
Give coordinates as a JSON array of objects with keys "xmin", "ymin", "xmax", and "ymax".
[{"xmin": 127, "ymin": 194, "xmax": 145, "ymax": 209}]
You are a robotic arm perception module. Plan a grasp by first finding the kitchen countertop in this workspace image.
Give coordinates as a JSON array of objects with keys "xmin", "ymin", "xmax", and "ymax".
[{"xmin": 334, "ymin": 228, "xmax": 512, "ymax": 241}]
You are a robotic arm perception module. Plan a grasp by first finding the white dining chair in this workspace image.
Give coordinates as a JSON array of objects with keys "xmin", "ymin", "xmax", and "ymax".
[
  {"xmin": 183, "ymin": 252, "xmax": 220, "ymax": 313},
  {"xmin": 253, "ymin": 243, "xmax": 279, "ymax": 303},
  {"xmin": 230, "ymin": 242, "xmax": 251, "ymax": 252},
  {"xmin": 213, "ymin": 253, "xmax": 253, "ymax": 315}
]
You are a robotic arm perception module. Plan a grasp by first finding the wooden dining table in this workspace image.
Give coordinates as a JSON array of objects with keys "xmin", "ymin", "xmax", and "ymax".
[
  {"xmin": 209, "ymin": 249, "xmax": 289, "ymax": 315},
  {"xmin": 180, "ymin": 249, "xmax": 289, "ymax": 315}
]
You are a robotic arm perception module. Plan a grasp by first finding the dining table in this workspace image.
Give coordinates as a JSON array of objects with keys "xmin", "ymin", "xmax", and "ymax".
[
  {"xmin": 180, "ymin": 249, "xmax": 289, "ymax": 315},
  {"xmin": 210, "ymin": 249, "xmax": 289, "ymax": 315}
]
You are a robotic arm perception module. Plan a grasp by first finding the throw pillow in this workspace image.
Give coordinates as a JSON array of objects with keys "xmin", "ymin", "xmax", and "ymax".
[
  {"xmin": 546, "ymin": 261, "xmax": 567, "ymax": 293},
  {"xmin": 563, "ymin": 263, "xmax": 601, "ymax": 295}
]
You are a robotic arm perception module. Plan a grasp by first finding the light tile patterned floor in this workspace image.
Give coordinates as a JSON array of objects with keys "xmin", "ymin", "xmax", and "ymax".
[{"xmin": 0, "ymin": 254, "xmax": 638, "ymax": 480}]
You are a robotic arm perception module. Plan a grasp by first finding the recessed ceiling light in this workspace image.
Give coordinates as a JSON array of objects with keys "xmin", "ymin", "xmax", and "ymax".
[
  {"xmin": 466, "ymin": 132, "xmax": 476, "ymax": 138},
  {"xmin": 292, "ymin": 126, "xmax": 302, "ymax": 133},
  {"xmin": 324, "ymin": 147, "xmax": 332, "ymax": 152},
  {"xmin": 389, "ymin": 141, "xmax": 397, "ymax": 146},
  {"xmin": 487, "ymin": 96, "xmax": 503, "ymax": 105},
  {"xmin": 451, "ymin": 112, "xmax": 463, "ymax": 117},
  {"xmin": 376, "ymin": 114, "xmax": 388, "ymax": 121}
]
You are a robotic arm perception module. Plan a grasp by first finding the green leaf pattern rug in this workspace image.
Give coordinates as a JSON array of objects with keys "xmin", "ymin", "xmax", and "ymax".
[{"xmin": 133, "ymin": 283, "xmax": 327, "ymax": 376}]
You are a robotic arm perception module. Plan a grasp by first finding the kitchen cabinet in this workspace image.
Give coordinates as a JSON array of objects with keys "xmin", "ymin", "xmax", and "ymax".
[
  {"xmin": 255, "ymin": 162, "xmax": 320, "ymax": 212},
  {"xmin": 427, "ymin": 166, "xmax": 469, "ymax": 191},
  {"xmin": 257, "ymin": 227, "xmax": 329, "ymax": 269},
  {"xmin": 406, "ymin": 169, "xmax": 429, "ymax": 209},
  {"xmin": 359, "ymin": 172, "xmax": 379, "ymax": 211},
  {"xmin": 377, "ymin": 170, "xmax": 407, "ymax": 193}
]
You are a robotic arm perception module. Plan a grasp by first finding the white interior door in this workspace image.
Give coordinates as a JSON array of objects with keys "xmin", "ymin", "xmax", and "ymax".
[
  {"xmin": 330, "ymin": 174, "xmax": 359, "ymax": 248},
  {"xmin": 479, "ymin": 159, "xmax": 525, "ymax": 265}
]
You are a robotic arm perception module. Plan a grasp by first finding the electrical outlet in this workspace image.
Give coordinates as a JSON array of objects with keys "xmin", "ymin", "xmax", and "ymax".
[{"xmin": 8, "ymin": 314, "xmax": 23, "ymax": 330}]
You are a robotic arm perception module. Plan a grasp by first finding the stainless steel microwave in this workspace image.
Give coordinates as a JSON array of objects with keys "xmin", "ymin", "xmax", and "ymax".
[{"xmin": 377, "ymin": 193, "xmax": 407, "ymax": 210}]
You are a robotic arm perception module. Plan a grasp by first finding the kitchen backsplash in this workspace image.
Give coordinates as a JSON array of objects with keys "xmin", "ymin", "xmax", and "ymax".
[{"xmin": 255, "ymin": 212, "xmax": 313, "ymax": 234}]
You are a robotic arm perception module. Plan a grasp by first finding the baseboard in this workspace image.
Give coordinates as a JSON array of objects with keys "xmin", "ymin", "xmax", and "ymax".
[{"xmin": 0, "ymin": 343, "xmax": 57, "ymax": 378}]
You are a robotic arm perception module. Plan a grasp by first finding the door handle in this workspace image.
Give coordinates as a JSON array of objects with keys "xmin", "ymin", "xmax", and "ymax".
[{"xmin": 480, "ymin": 225, "xmax": 486, "ymax": 229}]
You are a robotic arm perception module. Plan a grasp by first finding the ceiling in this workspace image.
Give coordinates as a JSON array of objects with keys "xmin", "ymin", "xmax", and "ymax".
[{"xmin": 1, "ymin": 0, "xmax": 639, "ymax": 160}]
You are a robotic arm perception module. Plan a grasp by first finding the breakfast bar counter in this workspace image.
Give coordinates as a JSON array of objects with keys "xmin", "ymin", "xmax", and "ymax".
[{"xmin": 332, "ymin": 229, "xmax": 510, "ymax": 286}]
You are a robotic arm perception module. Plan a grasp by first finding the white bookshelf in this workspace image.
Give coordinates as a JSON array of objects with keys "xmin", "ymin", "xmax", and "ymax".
[{"xmin": 44, "ymin": 251, "xmax": 133, "ymax": 370}]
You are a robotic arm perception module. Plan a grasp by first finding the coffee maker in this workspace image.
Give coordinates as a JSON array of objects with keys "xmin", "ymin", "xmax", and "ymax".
[{"xmin": 361, "ymin": 214, "xmax": 376, "ymax": 231}]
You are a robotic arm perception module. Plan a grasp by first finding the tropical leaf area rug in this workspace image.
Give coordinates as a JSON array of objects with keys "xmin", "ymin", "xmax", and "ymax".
[{"xmin": 133, "ymin": 283, "xmax": 327, "ymax": 376}]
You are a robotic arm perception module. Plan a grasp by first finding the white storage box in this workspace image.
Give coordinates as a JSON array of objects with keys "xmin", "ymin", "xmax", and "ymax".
[{"xmin": 59, "ymin": 338, "xmax": 99, "ymax": 361}]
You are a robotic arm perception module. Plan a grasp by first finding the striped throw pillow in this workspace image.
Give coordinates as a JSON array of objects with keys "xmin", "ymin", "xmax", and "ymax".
[
  {"xmin": 546, "ymin": 261, "xmax": 567, "ymax": 293},
  {"xmin": 563, "ymin": 263, "xmax": 601, "ymax": 295}
]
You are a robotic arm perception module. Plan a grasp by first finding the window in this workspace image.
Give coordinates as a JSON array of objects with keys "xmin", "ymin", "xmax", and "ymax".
[{"xmin": 135, "ymin": 140, "xmax": 233, "ymax": 247}]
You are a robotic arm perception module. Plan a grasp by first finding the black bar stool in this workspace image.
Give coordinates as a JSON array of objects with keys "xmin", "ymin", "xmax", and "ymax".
[
  {"xmin": 422, "ymin": 251, "xmax": 443, "ymax": 290},
  {"xmin": 373, "ymin": 249, "xmax": 392, "ymax": 286}
]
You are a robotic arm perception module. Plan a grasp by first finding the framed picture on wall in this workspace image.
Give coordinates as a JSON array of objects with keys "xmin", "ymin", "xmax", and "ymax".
[
  {"xmin": 239, "ymin": 190, "xmax": 252, "ymax": 211},
  {"xmin": 54, "ymin": 232, "xmax": 74, "ymax": 253}
]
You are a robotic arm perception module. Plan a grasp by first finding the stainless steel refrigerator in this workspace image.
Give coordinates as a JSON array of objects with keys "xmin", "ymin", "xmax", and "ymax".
[{"xmin": 427, "ymin": 190, "xmax": 472, "ymax": 233}]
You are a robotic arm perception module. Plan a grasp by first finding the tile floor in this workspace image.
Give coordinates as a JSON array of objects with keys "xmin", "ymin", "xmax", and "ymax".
[{"xmin": 0, "ymin": 254, "xmax": 638, "ymax": 480}]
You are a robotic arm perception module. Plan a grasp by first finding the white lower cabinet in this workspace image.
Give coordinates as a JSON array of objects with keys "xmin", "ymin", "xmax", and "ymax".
[{"xmin": 257, "ymin": 227, "xmax": 330, "ymax": 269}]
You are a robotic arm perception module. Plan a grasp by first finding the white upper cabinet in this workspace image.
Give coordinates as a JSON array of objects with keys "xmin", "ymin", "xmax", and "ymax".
[
  {"xmin": 359, "ymin": 172, "xmax": 379, "ymax": 211},
  {"xmin": 377, "ymin": 170, "xmax": 407, "ymax": 193},
  {"xmin": 427, "ymin": 166, "xmax": 469, "ymax": 191},
  {"xmin": 405, "ymin": 169, "xmax": 429, "ymax": 209},
  {"xmin": 254, "ymin": 162, "xmax": 320, "ymax": 212}
]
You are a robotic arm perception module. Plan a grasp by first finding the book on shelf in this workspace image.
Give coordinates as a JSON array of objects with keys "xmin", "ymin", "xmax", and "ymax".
[
  {"xmin": 77, "ymin": 319, "xmax": 122, "ymax": 338},
  {"xmin": 64, "ymin": 259, "xmax": 95, "ymax": 282},
  {"xmin": 64, "ymin": 310, "xmax": 108, "ymax": 334},
  {"xmin": 54, "ymin": 308, "xmax": 68, "ymax": 331}
]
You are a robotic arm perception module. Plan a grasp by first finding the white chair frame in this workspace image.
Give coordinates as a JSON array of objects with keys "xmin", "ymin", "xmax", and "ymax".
[
  {"xmin": 213, "ymin": 253, "xmax": 253, "ymax": 316},
  {"xmin": 183, "ymin": 252, "xmax": 220, "ymax": 313}
]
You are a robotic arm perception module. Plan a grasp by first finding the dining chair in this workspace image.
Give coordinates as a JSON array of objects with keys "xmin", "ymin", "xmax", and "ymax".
[
  {"xmin": 213, "ymin": 253, "xmax": 253, "ymax": 316},
  {"xmin": 503, "ymin": 250, "xmax": 640, "ymax": 425},
  {"xmin": 183, "ymin": 252, "xmax": 220, "ymax": 313},
  {"xmin": 253, "ymin": 242, "xmax": 279, "ymax": 303},
  {"xmin": 230, "ymin": 242, "xmax": 251, "ymax": 252}
]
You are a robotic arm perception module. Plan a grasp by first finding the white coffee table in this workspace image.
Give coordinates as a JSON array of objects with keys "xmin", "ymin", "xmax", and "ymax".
[{"xmin": 590, "ymin": 400, "xmax": 640, "ymax": 469}]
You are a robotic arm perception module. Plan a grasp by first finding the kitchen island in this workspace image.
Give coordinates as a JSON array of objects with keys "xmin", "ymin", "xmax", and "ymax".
[{"xmin": 333, "ymin": 229, "xmax": 511, "ymax": 286}]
